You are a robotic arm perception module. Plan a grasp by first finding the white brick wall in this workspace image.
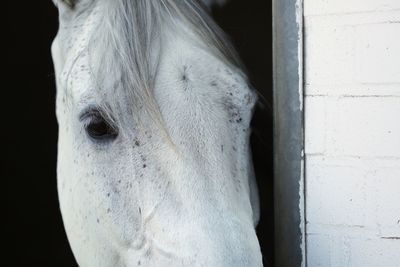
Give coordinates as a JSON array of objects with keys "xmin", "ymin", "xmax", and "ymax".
[
  {"xmin": 304, "ymin": 0, "xmax": 400, "ymax": 16},
  {"xmin": 304, "ymin": 1, "xmax": 400, "ymax": 266}
]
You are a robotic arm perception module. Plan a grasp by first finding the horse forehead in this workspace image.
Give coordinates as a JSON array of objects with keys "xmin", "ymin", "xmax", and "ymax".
[
  {"xmin": 159, "ymin": 34, "xmax": 248, "ymax": 95},
  {"xmin": 54, "ymin": 7, "xmax": 101, "ymax": 100},
  {"xmin": 55, "ymin": 0, "xmax": 102, "ymax": 56},
  {"xmin": 57, "ymin": 9, "xmax": 97, "ymax": 50}
]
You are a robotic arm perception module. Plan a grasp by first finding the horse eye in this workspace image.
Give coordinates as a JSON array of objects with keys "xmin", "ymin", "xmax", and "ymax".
[{"xmin": 80, "ymin": 109, "xmax": 118, "ymax": 142}]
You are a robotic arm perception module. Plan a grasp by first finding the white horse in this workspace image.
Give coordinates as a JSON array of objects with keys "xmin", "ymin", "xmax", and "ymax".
[{"xmin": 51, "ymin": 0, "xmax": 262, "ymax": 266}]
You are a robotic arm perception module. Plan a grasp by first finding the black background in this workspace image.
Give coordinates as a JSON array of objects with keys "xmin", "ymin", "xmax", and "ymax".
[{"xmin": 5, "ymin": 0, "xmax": 273, "ymax": 266}]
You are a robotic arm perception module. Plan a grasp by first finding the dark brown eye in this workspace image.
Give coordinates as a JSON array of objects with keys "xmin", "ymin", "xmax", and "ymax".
[
  {"xmin": 86, "ymin": 117, "xmax": 117, "ymax": 140},
  {"xmin": 80, "ymin": 108, "xmax": 118, "ymax": 142}
]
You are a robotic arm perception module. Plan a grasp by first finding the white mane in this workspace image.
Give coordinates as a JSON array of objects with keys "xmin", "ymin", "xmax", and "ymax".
[{"xmin": 88, "ymin": 0, "xmax": 245, "ymax": 135}]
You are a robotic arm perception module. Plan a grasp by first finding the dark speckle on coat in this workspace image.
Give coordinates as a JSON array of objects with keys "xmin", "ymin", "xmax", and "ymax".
[{"xmin": 223, "ymin": 98, "xmax": 242, "ymax": 124}]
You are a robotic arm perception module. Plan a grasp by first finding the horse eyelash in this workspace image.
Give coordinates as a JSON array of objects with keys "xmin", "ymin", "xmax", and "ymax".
[
  {"xmin": 79, "ymin": 107, "xmax": 99, "ymax": 122},
  {"xmin": 79, "ymin": 107, "xmax": 118, "ymax": 133},
  {"xmin": 63, "ymin": 0, "xmax": 76, "ymax": 8}
]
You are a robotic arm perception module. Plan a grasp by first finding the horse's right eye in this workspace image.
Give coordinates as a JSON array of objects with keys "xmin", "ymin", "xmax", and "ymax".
[
  {"xmin": 80, "ymin": 109, "xmax": 118, "ymax": 143},
  {"xmin": 86, "ymin": 117, "xmax": 117, "ymax": 140}
]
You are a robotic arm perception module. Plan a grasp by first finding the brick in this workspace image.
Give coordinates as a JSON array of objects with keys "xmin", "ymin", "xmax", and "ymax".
[
  {"xmin": 307, "ymin": 234, "xmax": 332, "ymax": 267},
  {"xmin": 305, "ymin": 13, "xmax": 400, "ymax": 96},
  {"xmin": 326, "ymin": 97, "xmax": 400, "ymax": 157},
  {"xmin": 306, "ymin": 163, "xmax": 370, "ymax": 226},
  {"xmin": 348, "ymin": 238, "xmax": 400, "ymax": 267},
  {"xmin": 329, "ymin": 235, "xmax": 351, "ymax": 267},
  {"xmin": 305, "ymin": 96, "xmax": 326, "ymax": 154},
  {"xmin": 304, "ymin": 21, "xmax": 355, "ymax": 86},
  {"xmin": 304, "ymin": 0, "xmax": 400, "ymax": 16},
  {"xmin": 355, "ymin": 23, "xmax": 400, "ymax": 84},
  {"xmin": 369, "ymin": 168, "xmax": 400, "ymax": 228},
  {"xmin": 305, "ymin": 84, "xmax": 400, "ymax": 97}
]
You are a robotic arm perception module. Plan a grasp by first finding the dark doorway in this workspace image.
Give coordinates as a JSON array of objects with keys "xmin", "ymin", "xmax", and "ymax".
[
  {"xmin": 213, "ymin": 1, "xmax": 274, "ymax": 266},
  {"xmin": 5, "ymin": 1, "xmax": 76, "ymax": 267}
]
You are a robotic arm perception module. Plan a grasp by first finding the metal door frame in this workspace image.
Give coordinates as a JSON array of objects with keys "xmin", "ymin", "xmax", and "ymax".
[{"xmin": 273, "ymin": 0, "xmax": 306, "ymax": 266}]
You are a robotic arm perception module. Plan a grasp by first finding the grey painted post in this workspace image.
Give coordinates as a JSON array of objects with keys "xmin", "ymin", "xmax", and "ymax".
[{"xmin": 273, "ymin": 0, "xmax": 305, "ymax": 266}]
